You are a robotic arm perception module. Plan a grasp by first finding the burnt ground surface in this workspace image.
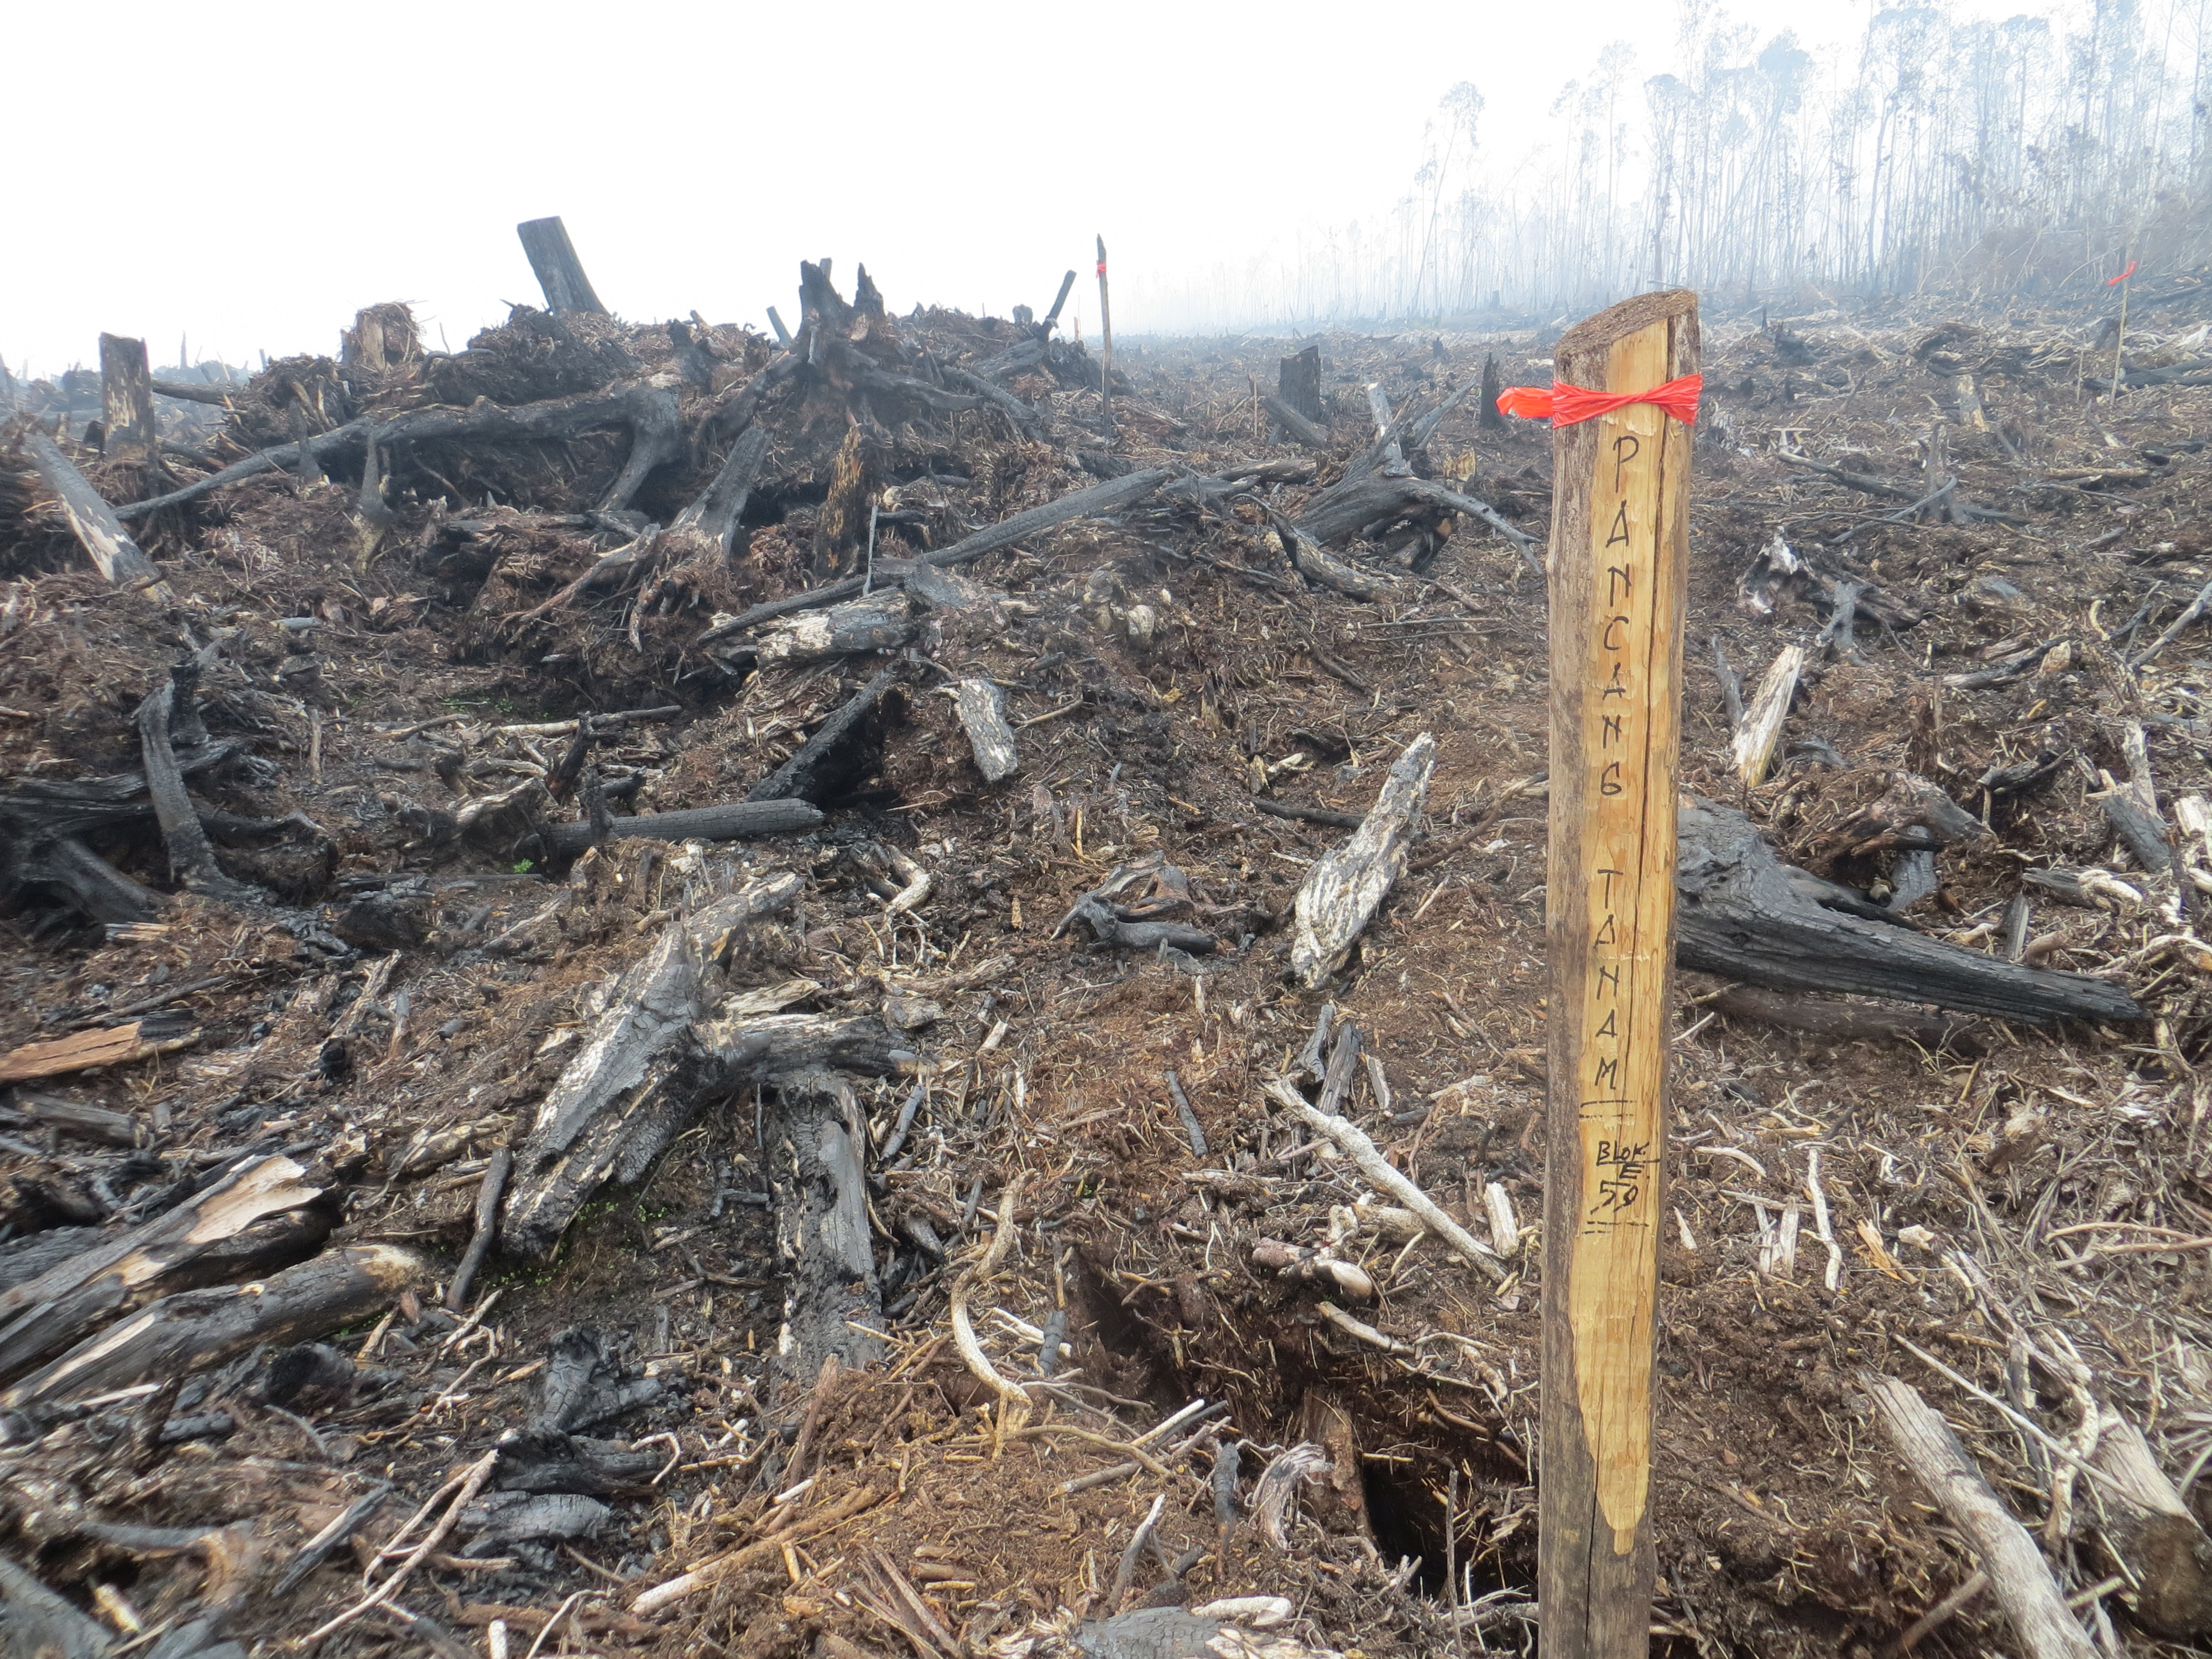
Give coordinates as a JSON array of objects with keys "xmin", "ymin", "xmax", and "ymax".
[{"xmin": 3, "ymin": 275, "xmax": 2212, "ymax": 1659}]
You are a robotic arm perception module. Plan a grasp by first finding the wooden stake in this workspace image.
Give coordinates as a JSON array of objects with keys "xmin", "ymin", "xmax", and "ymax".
[
  {"xmin": 1095, "ymin": 235, "xmax": 1115, "ymax": 444},
  {"xmin": 1539, "ymin": 289, "xmax": 1698, "ymax": 1658}
]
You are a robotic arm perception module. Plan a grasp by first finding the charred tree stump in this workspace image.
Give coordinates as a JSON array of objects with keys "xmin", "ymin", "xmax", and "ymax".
[
  {"xmin": 517, "ymin": 217, "xmax": 608, "ymax": 316},
  {"xmin": 765, "ymin": 1070, "xmax": 883, "ymax": 1388},
  {"xmin": 98, "ymin": 334, "xmax": 157, "ymax": 463},
  {"xmin": 503, "ymin": 877, "xmax": 802, "ymax": 1258},
  {"xmin": 1278, "ymin": 345, "xmax": 1324, "ymax": 423}
]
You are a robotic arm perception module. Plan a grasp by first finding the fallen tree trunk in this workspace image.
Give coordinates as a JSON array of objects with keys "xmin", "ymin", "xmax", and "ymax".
[
  {"xmin": 2, "ymin": 1243, "xmax": 428, "ymax": 1409},
  {"xmin": 119, "ymin": 380, "xmax": 685, "ymax": 521},
  {"xmin": 1292, "ymin": 734, "xmax": 1435, "ymax": 988},
  {"xmin": 1261, "ymin": 394, "xmax": 1329, "ymax": 449},
  {"xmin": 20, "ymin": 430, "xmax": 164, "ymax": 587},
  {"xmin": 0, "ymin": 1155, "xmax": 325, "ymax": 1382},
  {"xmin": 754, "ymin": 593, "xmax": 915, "ymax": 666},
  {"xmin": 538, "ymin": 798, "xmax": 822, "ymax": 860},
  {"xmin": 696, "ymin": 470, "xmax": 1173, "ymax": 648},
  {"xmin": 1295, "ymin": 471, "xmax": 1538, "ymax": 554},
  {"xmin": 1676, "ymin": 799, "xmax": 2144, "ymax": 1024}
]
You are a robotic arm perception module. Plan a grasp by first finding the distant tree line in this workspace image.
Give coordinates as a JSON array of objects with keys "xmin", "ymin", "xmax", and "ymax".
[{"xmin": 1129, "ymin": 0, "xmax": 2209, "ymax": 330}]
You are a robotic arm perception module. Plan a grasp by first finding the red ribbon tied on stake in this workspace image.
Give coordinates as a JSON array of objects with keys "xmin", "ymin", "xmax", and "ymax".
[
  {"xmin": 1496, "ymin": 373, "xmax": 1703, "ymax": 427},
  {"xmin": 1096, "ymin": 259, "xmax": 1107, "ymax": 276},
  {"xmin": 2107, "ymin": 260, "xmax": 2138, "ymax": 286}
]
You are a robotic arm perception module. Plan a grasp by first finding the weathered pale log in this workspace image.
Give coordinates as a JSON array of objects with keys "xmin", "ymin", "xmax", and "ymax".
[
  {"xmin": 1862, "ymin": 1373, "xmax": 2097, "ymax": 1659},
  {"xmin": 952, "ymin": 680, "xmax": 1019, "ymax": 782},
  {"xmin": 2091, "ymin": 1414, "xmax": 2212, "ymax": 1637},
  {"xmin": 3, "ymin": 1243, "xmax": 428, "ymax": 1408},
  {"xmin": 538, "ymin": 798, "xmax": 822, "ymax": 860},
  {"xmin": 0, "ymin": 1155, "xmax": 326, "ymax": 1383},
  {"xmin": 1267, "ymin": 524, "xmax": 1408, "ymax": 603},
  {"xmin": 19, "ymin": 430, "xmax": 164, "ymax": 586},
  {"xmin": 1291, "ymin": 734, "xmax": 1435, "ymax": 987},
  {"xmin": 517, "ymin": 216, "xmax": 608, "ymax": 316},
  {"xmin": 1676, "ymin": 799, "xmax": 2144, "ymax": 1023},
  {"xmin": 753, "ymin": 593, "xmax": 915, "ymax": 667}
]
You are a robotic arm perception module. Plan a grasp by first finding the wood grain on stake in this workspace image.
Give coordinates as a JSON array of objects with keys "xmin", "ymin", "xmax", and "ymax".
[{"xmin": 1540, "ymin": 289, "xmax": 1698, "ymax": 1657}]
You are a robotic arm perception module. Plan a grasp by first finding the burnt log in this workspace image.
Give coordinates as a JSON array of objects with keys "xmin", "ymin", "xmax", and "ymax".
[
  {"xmin": 1295, "ymin": 471, "xmax": 1537, "ymax": 555},
  {"xmin": 538, "ymin": 797, "xmax": 822, "ymax": 861},
  {"xmin": 747, "ymin": 666, "xmax": 904, "ymax": 803},
  {"xmin": 0, "ymin": 1154, "xmax": 327, "ymax": 1384},
  {"xmin": 1676, "ymin": 799, "xmax": 2144, "ymax": 1024},
  {"xmin": 1261, "ymin": 394, "xmax": 1329, "ymax": 450},
  {"xmin": 19, "ymin": 430, "xmax": 164, "ymax": 587},
  {"xmin": 1, "ymin": 1243, "xmax": 427, "ymax": 1408}
]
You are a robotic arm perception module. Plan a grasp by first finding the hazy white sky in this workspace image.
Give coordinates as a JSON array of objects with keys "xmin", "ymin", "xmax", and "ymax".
[{"xmin": 9, "ymin": 0, "xmax": 2011, "ymax": 377}]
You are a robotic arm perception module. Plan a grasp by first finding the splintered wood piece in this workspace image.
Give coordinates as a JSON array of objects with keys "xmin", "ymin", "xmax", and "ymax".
[
  {"xmin": 1731, "ymin": 643, "xmax": 1804, "ymax": 786},
  {"xmin": 952, "ymin": 680, "xmax": 1020, "ymax": 782},
  {"xmin": 0, "ymin": 1020, "xmax": 189, "ymax": 1084},
  {"xmin": 1539, "ymin": 289, "xmax": 1698, "ymax": 1658},
  {"xmin": 98, "ymin": 334, "xmax": 157, "ymax": 462},
  {"xmin": 1863, "ymin": 1373, "xmax": 2097, "ymax": 1659},
  {"xmin": 1290, "ymin": 733, "xmax": 1436, "ymax": 987},
  {"xmin": 516, "ymin": 217, "xmax": 608, "ymax": 316}
]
